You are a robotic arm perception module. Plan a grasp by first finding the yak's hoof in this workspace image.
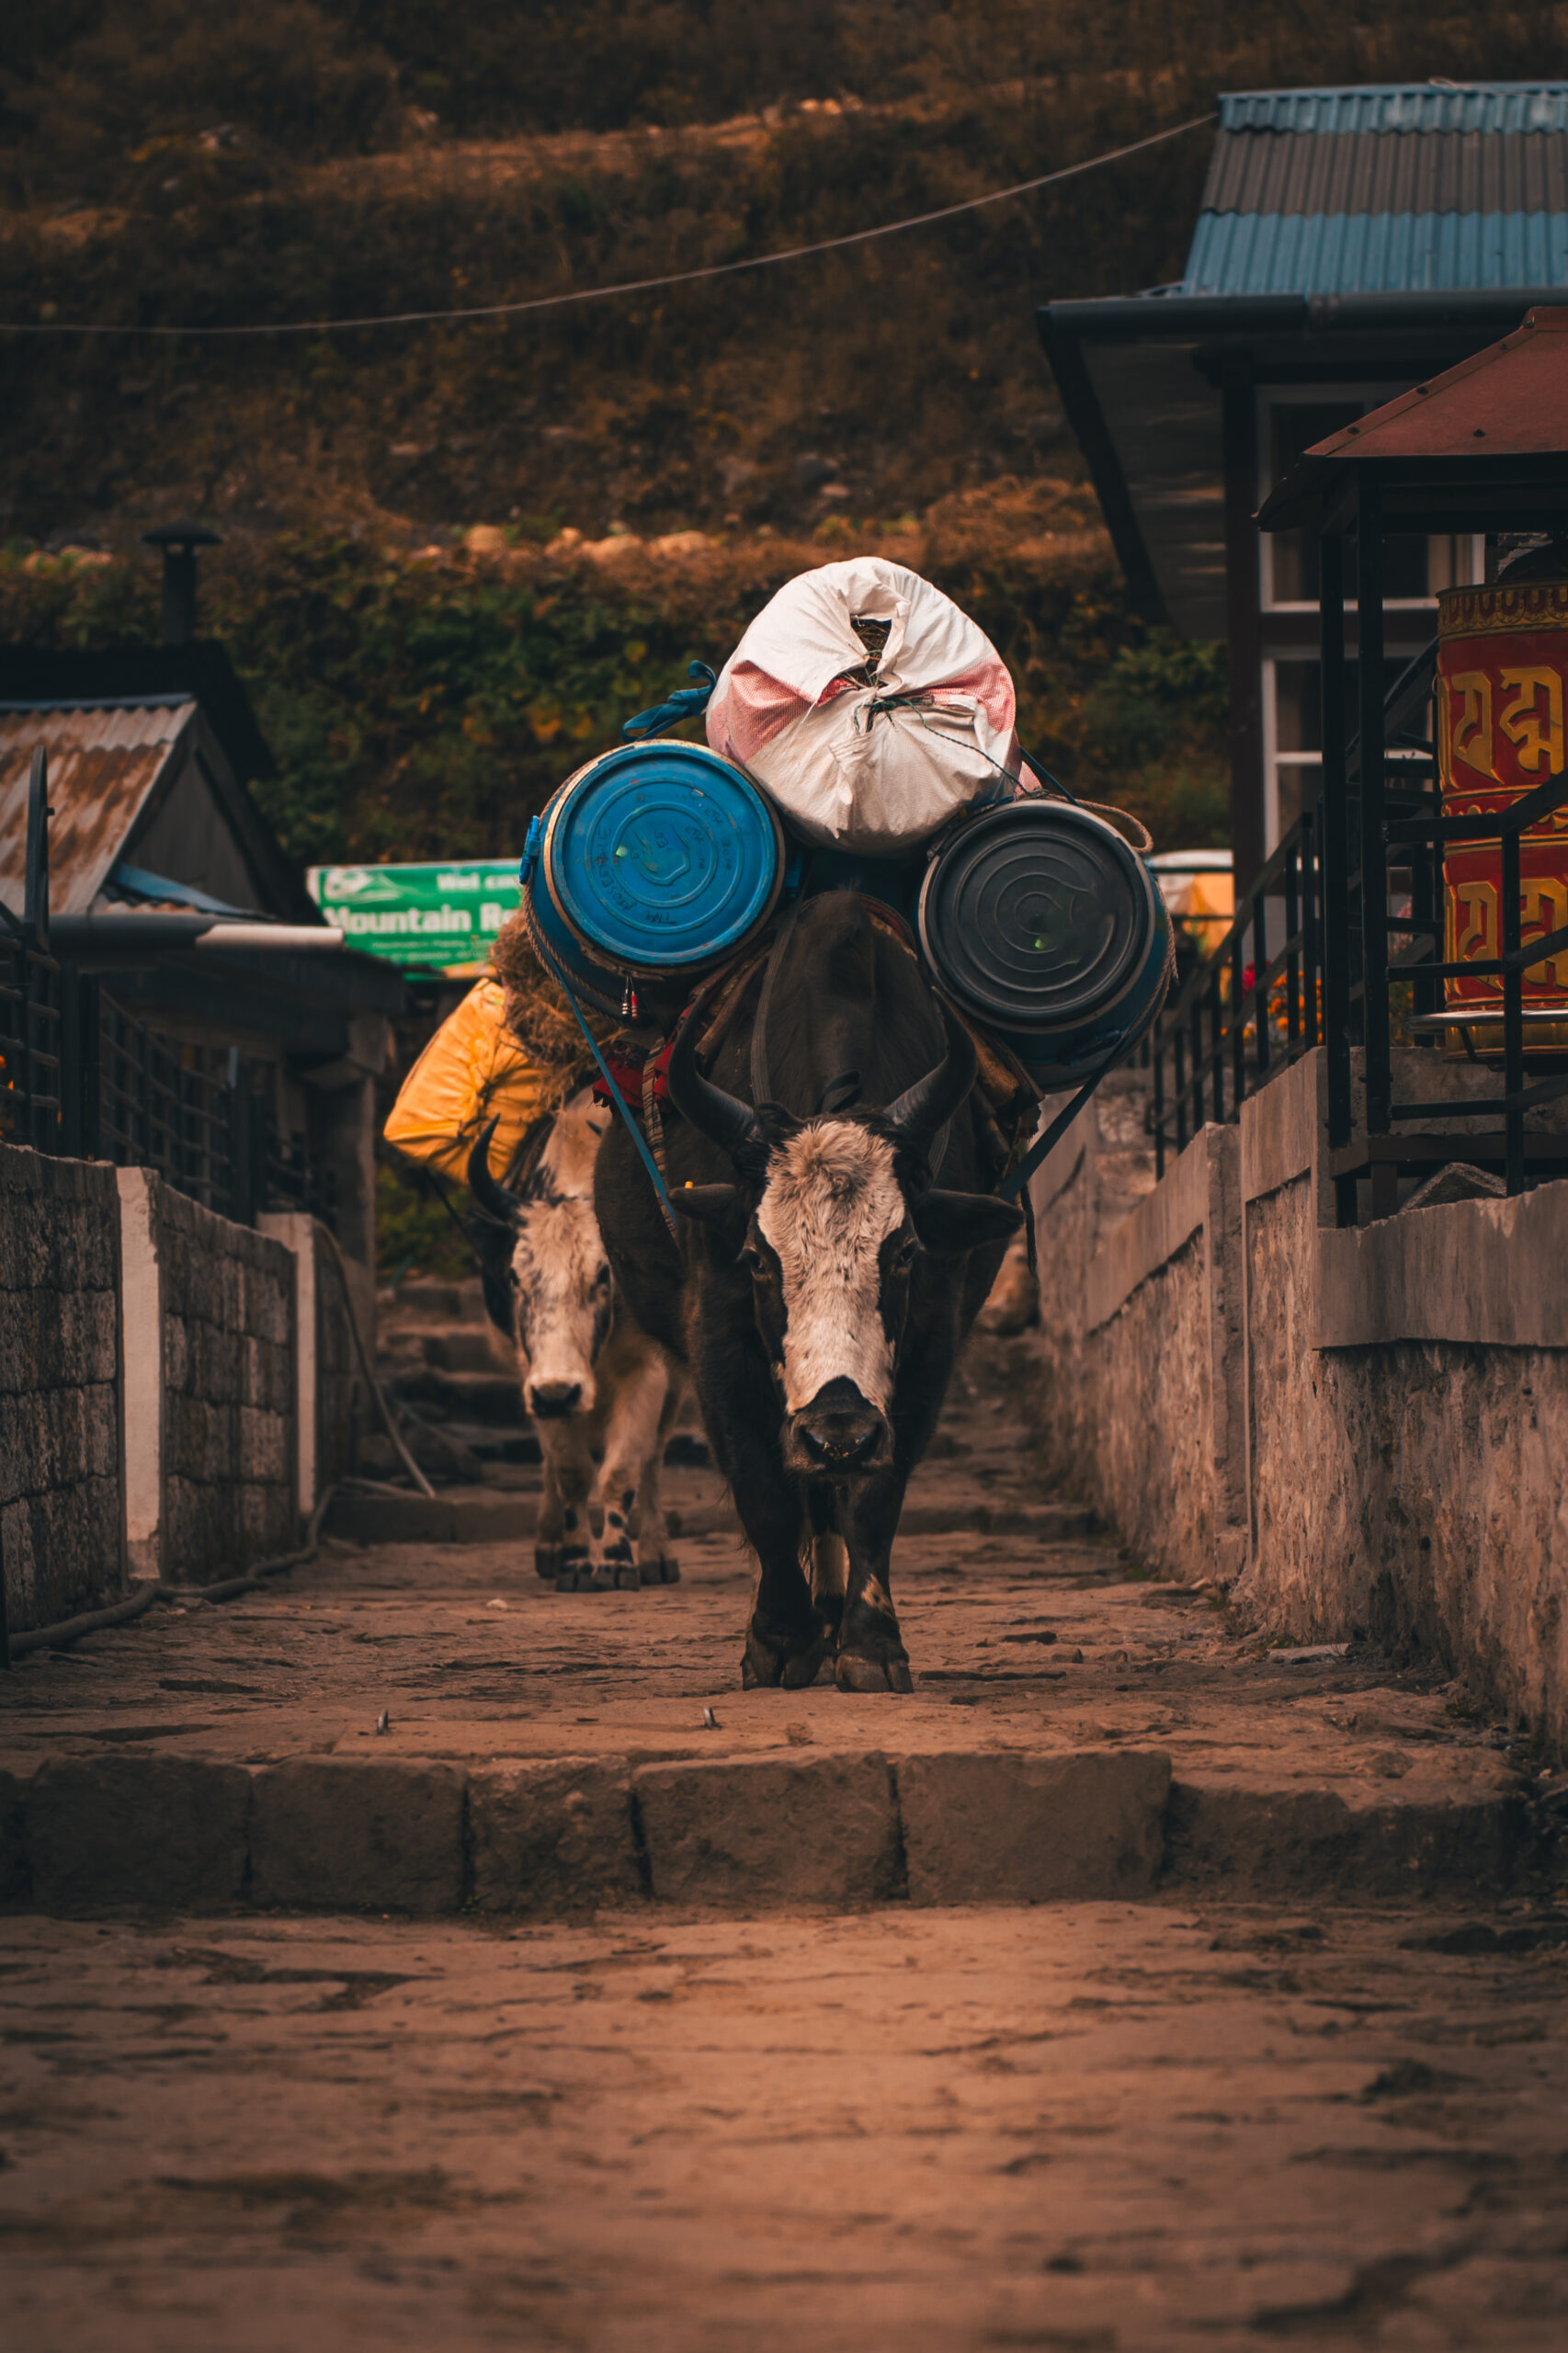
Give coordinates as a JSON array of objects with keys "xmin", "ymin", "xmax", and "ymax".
[
  {"xmin": 554, "ymin": 1566, "xmax": 594, "ymax": 1594},
  {"xmin": 534, "ymin": 1544, "xmax": 564, "ymax": 1582},
  {"xmin": 613, "ymin": 1563, "xmax": 640, "ymax": 1591},
  {"xmin": 743, "ymin": 1616, "xmax": 831, "ymax": 1689},
  {"xmin": 835, "ymin": 1650, "xmax": 914, "ymax": 1695},
  {"xmin": 639, "ymin": 1553, "xmax": 681, "ymax": 1586}
]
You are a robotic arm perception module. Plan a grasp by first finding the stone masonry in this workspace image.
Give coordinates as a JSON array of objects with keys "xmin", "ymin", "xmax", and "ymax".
[
  {"xmin": 0, "ymin": 1141, "xmax": 123, "ymax": 1634},
  {"xmin": 153, "ymin": 1184, "xmax": 295, "ymax": 1576}
]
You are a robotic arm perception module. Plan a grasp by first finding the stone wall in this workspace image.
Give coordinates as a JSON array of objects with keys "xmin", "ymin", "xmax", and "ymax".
[
  {"xmin": 1028, "ymin": 1072, "xmax": 1247, "ymax": 1586},
  {"xmin": 1025, "ymin": 1047, "xmax": 1568, "ymax": 1749},
  {"xmin": 153, "ymin": 1184, "xmax": 295, "ymax": 1577},
  {"xmin": 1237, "ymin": 1052, "xmax": 1568, "ymax": 1741},
  {"xmin": 0, "ymin": 1142, "xmax": 123, "ymax": 1633}
]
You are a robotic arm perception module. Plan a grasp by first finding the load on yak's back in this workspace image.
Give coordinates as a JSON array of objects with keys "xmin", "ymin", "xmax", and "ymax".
[{"xmin": 512, "ymin": 556, "xmax": 1172, "ymax": 1094}]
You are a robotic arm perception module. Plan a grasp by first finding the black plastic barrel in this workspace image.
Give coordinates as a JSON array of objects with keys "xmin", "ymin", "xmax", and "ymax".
[{"xmin": 917, "ymin": 800, "xmax": 1172, "ymax": 1087}]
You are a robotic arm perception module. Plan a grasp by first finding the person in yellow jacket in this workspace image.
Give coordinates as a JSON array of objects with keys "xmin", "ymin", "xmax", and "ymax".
[{"xmin": 383, "ymin": 909, "xmax": 639, "ymax": 1189}]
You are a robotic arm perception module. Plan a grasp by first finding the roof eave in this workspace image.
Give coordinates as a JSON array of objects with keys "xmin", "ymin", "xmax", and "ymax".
[{"xmin": 1038, "ymin": 289, "xmax": 1565, "ymax": 346}]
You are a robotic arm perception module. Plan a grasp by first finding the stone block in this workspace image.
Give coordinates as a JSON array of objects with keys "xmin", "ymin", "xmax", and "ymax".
[
  {"xmin": 470, "ymin": 1759, "xmax": 642, "ymax": 1913},
  {"xmin": 1, "ymin": 1477, "xmax": 122, "ymax": 1631},
  {"xmin": 26, "ymin": 1754, "xmax": 251, "ymax": 1910},
  {"xmin": 633, "ymin": 1753, "xmax": 901, "ymax": 1906},
  {"xmin": 251, "ymin": 1759, "xmax": 465, "ymax": 1913},
  {"xmin": 238, "ymin": 1404, "xmax": 289, "ymax": 1483},
  {"xmin": 897, "ymin": 1749, "xmax": 1171, "ymax": 1905},
  {"xmin": 1164, "ymin": 1779, "xmax": 1527, "ymax": 1899}
]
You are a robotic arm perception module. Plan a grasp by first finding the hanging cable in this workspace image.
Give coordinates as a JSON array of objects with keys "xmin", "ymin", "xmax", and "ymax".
[{"xmin": 2, "ymin": 114, "xmax": 1213, "ymax": 339}]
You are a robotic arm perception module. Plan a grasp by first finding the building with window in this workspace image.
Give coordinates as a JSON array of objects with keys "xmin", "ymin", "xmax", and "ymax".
[{"xmin": 1039, "ymin": 84, "xmax": 1568, "ymax": 884}]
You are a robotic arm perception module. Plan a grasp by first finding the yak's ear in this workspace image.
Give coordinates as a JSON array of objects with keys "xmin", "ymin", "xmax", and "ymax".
[
  {"xmin": 669, "ymin": 1182, "xmax": 740, "ymax": 1228},
  {"xmin": 911, "ymin": 1188, "xmax": 1024, "ymax": 1256}
]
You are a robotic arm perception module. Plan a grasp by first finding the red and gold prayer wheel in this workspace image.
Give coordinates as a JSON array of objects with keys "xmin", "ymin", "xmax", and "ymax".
[{"xmin": 1437, "ymin": 577, "xmax": 1568, "ymax": 1052}]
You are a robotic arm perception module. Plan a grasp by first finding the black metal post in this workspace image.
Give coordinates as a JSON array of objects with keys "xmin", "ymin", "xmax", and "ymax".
[
  {"xmin": 1299, "ymin": 809, "xmax": 1309, "ymax": 1049},
  {"xmin": 1358, "ymin": 475, "xmax": 1392, "ymax": 1192},
  {"xmin": 1209, "ymin": 965, "xmax": 1224, "ymax": 1121},
  {"xmin": 1231, "ymin": 923, "xmax": 1245, "ymax": 1111},
  {"xmin": 1319, "ymin": 529, "xmax": 1356, "ymax": 1220},
  {"xmin": 1284, "ymin": 834, "xmax": 1301, "ymax": 1054},
  {"xmin": 77, "ymin": 974, "xmax": 100, "ymax": 1158},
  {"xmin": 1152, "ymin": 1027, "xmax": 1165, "ymax": 1180},
  {"xmin": 1252, "ymin": 888, "xmax": 1270, "ymax": 1087},
  {"xmin": 1502, "ymin": 823, "xmax": 1525, "ymax": 1196},
  {"xmin": 24, "ymin": 746, "xmax": 49, "ymax": 944}
]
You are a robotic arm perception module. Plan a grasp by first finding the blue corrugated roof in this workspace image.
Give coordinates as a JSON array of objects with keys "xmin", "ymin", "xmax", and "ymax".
[
  {"xmin": 1183, "ymin": 84, "xmax": 1568, "ymax": 296},
  {"xmin": 1218, "ymin": 85, "xmax": 1568, "ymax": 137}
]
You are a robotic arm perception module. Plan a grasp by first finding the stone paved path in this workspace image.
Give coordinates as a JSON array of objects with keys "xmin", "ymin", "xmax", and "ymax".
[
  {"xmin": 4, "ymin": 1334, "xmax": 1568, "ymax": 2345},
  {"xmin": 4, "ymin": 1902, "xmax": 1568, "ymax": 2351}
]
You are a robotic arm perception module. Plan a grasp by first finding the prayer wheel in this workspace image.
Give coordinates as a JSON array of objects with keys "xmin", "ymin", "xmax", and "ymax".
[{"xmin": 1437, "ymin": 576, "xmax": 1568, "ymax": 1052}]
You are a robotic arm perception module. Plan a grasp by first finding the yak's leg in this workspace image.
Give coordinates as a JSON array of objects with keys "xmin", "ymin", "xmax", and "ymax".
[
  {"xmin": 699, "ymin": 1362, "xmax": 828, "ymax": 1688},
  {"xmin": 805, "ymin": 1482, "xmax": 847, "ymax": 1647},
  {"xmin": 631, "ymin": 1365, "xmax": 685, "ymax": 1586},
  {"xmin": 834, "ymin": 1473, "xmax": 914, "ymax": 1694},
  {"xmin": 595, "ymin": 1347, "xmax": 675, "ymax": 1592},
  {"xmin": 540, "ymin": 1418, "xmax": 598, "ymax": 1592},
  {"xmin": 532, "ymin": 1441, "xmax": 568, "ymax": 1582}
]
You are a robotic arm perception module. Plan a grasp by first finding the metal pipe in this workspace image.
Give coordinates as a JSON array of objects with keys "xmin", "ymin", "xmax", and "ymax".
[{"xmin": 47, "ymin": 915, "xmax": 346, "ymax": 954}]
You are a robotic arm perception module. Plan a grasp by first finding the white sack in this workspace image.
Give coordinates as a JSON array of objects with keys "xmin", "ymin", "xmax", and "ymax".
[{"xmin": 705, "ymin": 557, "xmax": 1019, "ymax": 853}]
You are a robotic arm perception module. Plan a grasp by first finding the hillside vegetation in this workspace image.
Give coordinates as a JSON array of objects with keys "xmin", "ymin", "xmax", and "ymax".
[{"xmin": 2, "ymin": 4, "xmax": 1562, "ymax": 867}]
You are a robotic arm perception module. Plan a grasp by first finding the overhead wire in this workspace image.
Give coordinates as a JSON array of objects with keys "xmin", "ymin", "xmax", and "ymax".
[{"xmin": 2, "ymin": 112, "xmax": 1214, "ymax": 339}]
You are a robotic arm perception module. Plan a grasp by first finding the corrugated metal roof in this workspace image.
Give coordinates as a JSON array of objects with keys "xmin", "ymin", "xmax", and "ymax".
[
  {"xmin": 1184, "ymin": 83, "xmax": 1568, "ymax": 297},
  {"xmin": 1217, "ymin": 85, "xmax": 1568, "ymax": 138},
  {"xmin": 0, "ymin": 700, "xmax": 195, "ymax": 919}
]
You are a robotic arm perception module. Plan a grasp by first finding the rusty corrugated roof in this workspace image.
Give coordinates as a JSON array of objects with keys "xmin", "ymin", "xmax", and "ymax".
[
  {"xmin": 1306, "ymin": 304, "xmax": 1568, "ymax": 460},
  {"xmin": 0, "ymin": 697, "xmax": 195, "ymax": 918}
]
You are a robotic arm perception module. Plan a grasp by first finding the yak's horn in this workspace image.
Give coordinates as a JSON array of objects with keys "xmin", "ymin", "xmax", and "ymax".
[
  {"xmin": 465, "ymin": 1116, "xmax": 520, "ymax": 1225},
  {"xmin": 883, "ymin": 1004, "xmax": 977, "ymax": 1147},
  {"xmin": 666, "ymin": 1019, "xmax": 765, "ymax": 1166}
]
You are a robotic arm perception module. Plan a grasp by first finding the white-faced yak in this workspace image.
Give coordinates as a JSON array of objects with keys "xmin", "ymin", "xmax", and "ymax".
[
  {"xmin": 594, "ymin": 892, "xmax": 1022, "ymax": 1689},
  {"xmin": 469, "ymin": 1086, "xmax": 685, "ymax": 1591}
]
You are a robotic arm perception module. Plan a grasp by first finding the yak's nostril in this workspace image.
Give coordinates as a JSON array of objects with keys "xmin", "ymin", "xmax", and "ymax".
[
  {"xmin": 797, "ymin": 1418, "xmax": 879, "ymax": 1467},
  {"xmin": 529, "ymin": 1381, "xmax": 582, "ymax": 1419}
]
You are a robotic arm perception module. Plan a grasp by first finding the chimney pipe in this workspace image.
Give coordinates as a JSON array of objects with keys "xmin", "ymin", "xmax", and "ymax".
[{"xmin": 141, "ymin": 519, "xmax": 221, "ymax": 646}]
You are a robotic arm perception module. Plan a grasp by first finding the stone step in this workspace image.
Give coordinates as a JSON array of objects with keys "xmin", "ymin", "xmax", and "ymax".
[
  {"xmin": 385, "ymin": 1367, "xmax": 529, "ymax": 1422},
  {"xmin": 4, "ymin": 1745, "xmax": 1550, "ymax": 1919},
  {"xmin": 379, "ymin": 1329, "xmax": 510, "ymax": 1376},
  {"xmin": 321, "ymin": 1489, "xmax": 1086, "ymax": 1546},
  {"xmin": 377, "ymin": 1279, "xmax": 487, "ymax": 1323}
]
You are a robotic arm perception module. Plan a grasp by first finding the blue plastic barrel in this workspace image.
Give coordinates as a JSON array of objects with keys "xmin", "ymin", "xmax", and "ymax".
[
  {"xmin": 917, "ymin": 800, "xmax": 1173, "ymax": 1088},
  {"xmin": 528, "ymin": 741, "xmax": 784, "ymax": 1002}
]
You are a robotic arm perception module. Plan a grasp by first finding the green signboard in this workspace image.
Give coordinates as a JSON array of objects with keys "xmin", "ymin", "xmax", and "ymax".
[{"xmin": 306, "ymin": 859, "xmax": 520, "ymax": 972}]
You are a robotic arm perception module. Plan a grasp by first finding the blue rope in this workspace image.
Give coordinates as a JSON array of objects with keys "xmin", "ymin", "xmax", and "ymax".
[
  {"xmin": 517, "ymin": 844, "xmax": 682, "ymax": 1242},
  {"xmin": 621, "ymin": 661, "xmax": 717, "ymax": 743}
]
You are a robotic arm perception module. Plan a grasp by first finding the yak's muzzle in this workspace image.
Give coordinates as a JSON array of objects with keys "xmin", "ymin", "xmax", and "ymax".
[{"xmin": 786, "ymin": 1376, "xmax": 891, "ymax": 1476}]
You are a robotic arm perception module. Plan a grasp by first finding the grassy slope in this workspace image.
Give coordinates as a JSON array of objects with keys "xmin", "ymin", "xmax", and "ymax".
[{"xmin": 1, "ymin": 4, "xmax": 1562, "ymax": 867}]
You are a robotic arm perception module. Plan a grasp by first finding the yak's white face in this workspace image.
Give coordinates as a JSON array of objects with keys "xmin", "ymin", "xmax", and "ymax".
[
  {"xmin": 509, "ymin": 1088, "xmax": 613, "ymax": 1419},
  {"xmin": 754, "ymin": 1120, "xmax": 910, "ymax": 1416}
]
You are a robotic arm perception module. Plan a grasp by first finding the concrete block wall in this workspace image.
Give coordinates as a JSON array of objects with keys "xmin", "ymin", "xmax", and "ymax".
[
  {"xmin": 1, "ymin": 1141, "xmax": 363, "ymax": 1635},
  {"xmin": 149, "ymin": 1181, "xmax": 296, "ymax": 1577},
  {"xmin": 1025, "ymin": 1047, "xmax": 1568, "ymax": 1748},
  {"xmin": 0, "ymin": 1142, "xmax": 124, "ymax": 1634}
]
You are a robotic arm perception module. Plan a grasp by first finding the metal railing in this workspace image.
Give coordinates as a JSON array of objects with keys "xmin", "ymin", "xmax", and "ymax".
[
  {"xmin": 3, "ymin": 745, "xmax": 334, "ymax": 1228},
  {"xmin": 0, "ymin": 749, "xmax": 64, "ymax": 1153},
  {"xmin": 1149, "ymin": 813, "xmax": 1323, "ymax": 1177},
  {"xmin": 1318, "ymin": 519, "xmax": 1568, "ymax": 1222}
]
